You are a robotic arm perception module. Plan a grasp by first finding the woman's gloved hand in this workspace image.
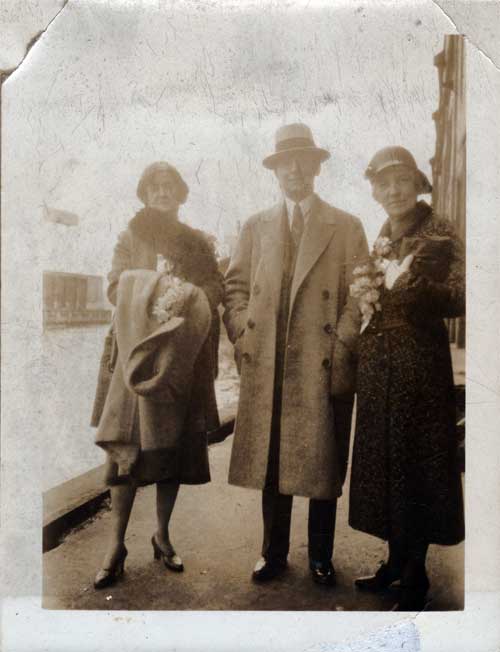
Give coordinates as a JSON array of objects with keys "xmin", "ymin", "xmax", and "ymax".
[{"xmin": 384, "ymin": 254, "xmax": 414, "ymax": 290}]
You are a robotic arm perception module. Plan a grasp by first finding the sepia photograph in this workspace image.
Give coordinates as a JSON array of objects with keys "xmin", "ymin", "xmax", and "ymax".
[{"xmin": 1, "ymin": 0, "xmax": 499, "ymax": 650}]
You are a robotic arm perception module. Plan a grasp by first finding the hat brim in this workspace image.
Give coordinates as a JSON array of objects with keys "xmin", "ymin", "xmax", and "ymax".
[
  {"xmin": 263, "ymin": 146, "xmax": 330, "ymax": 170},
  {"xmin": 366, "ymin": 162, "xmax": 432, "ymax": 194}
]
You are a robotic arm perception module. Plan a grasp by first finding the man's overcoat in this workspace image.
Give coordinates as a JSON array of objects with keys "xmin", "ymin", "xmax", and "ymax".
[{"xmin": 223, "ymin": 196, "xmax": 368, "ymax": 500}]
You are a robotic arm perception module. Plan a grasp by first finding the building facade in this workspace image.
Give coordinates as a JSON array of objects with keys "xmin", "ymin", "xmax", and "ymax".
[
  {"xmin": 43, "ymin": 271, "xmax": 111, "ymax": 329},
  {"xmin": 42, "ymin": 210, "xmax": 112, "ymax": 330},
  {"xmin": 431, "ymin": 34, "xmax": 466, "ymax": 348}
]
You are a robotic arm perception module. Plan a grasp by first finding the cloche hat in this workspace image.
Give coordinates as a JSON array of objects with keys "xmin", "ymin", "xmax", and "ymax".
[
  {"xmin": 365, "ymin": 146, "xmax": 432, "ymax": 193},
  {"xmin": 136, "ymin": 161, "xmax": 189, "ymax": 205}
]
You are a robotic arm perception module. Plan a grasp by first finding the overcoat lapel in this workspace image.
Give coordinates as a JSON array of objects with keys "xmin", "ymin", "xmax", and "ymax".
[
  {"xmin": 289, "ymin": 199, "xmax": 337, "ymax": 311},
  {"xmin": 260, "ymin": 203, "xmax": 287, "ymax": 313}
]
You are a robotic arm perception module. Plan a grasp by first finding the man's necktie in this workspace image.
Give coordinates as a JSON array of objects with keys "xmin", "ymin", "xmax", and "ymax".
[{"xmin": 291, "ymin": 203, "xmax": 304, "ymax": 248}]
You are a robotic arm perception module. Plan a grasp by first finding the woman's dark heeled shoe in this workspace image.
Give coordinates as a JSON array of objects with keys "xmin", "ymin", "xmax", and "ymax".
[
  {"xmin": 355, "ymin": 562, "xmax": 401, "ymax": 592},
  {"xmin": 151, "ymin": 535, "xmax": 184, "ymax": 572},
  {"xmin": 391, "ymin": 587, "xmax": 431, "ymax": 611},
  {"xmin": 391, "ymin": 560, "xmax": 430, "ymax": 611},
  {"xmin": 93, "ymin": 545, "xmax": 128, "ymax": 590}
]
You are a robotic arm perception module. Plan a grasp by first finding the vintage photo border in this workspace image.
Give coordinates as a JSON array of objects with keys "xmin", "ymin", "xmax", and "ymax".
[{"xmin": 1, "ymin": 1, "xmax": 500, "ymax": 650}]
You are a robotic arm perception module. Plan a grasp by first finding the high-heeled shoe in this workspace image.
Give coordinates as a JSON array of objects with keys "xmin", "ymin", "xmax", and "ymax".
[
  {"xmin": 93, "ymin": 544, "xmax": 128, "ymax": 590},
  {"xmin": 391, "ymin": 560, "xmax": 430, "ymax": 611},
  {"xmin": 151, "ymin": 535, "xmax": 184, "ymax": 572}
]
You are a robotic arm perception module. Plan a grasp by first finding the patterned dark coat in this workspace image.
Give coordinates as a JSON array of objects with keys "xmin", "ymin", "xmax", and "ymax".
[
  {"xmin": 349, "ymin": 201, "xmax": 465, "ymax": 545},
  {"xmin": 91, "ymin": 208, "xmax": 223, "ymax": 484}
]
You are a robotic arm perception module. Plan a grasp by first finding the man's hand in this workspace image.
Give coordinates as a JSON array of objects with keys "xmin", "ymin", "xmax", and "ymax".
[
  {"xmin": 384, "ymin": 254, "xmax": 414, "ymax": 290},
  {"xmin": 331, "ymin": 338, "xmax": 356, "ymax": 398}
]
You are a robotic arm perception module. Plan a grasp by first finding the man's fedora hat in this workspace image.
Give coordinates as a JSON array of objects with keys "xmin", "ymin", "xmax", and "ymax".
[
  {"xmin": 263, "ymin": 123, "xmax": 330, "ymax": 170},
  {"xmin": 365, "ymin": 146, "xmax": 432, "ymax": 194}
]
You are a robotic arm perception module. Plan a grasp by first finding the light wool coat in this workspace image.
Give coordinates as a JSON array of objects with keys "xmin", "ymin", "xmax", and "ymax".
[{"xmin": 223, "ymin": 196, "xmax": 369, "ymax": 500}]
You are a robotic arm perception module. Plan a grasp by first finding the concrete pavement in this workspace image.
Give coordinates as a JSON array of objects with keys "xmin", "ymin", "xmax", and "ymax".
[{"xmin": 43, "ymin": 435, "xmax": 464, "ymax": 612}]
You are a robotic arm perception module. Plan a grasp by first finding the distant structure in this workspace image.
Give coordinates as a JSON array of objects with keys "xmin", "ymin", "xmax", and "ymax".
[
  {"xmin": 431, "ymin": 34, "xmax": 465, "ymax": 349},
  {"xmin": 43, "ymin": 271, "xmax": 111, "ymax": 329},
  {"xmin": 42, "ymin": 206, "xmax": 112, "ymax": 330}
]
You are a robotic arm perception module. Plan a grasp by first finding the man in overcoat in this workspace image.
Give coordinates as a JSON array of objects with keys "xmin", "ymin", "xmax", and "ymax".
[{"xmin": 223, "ymin": 123, "xmax": 369, "ymax": 585}]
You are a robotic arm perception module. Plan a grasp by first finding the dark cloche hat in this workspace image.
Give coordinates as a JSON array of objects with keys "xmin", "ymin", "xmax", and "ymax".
[
  {"xmin": 262, "ymin": 123, "xmax": 330, "ymax": 170},
  {"xmin": 365, "ymin": 146, "xmax": 432, "ymax": 194}
]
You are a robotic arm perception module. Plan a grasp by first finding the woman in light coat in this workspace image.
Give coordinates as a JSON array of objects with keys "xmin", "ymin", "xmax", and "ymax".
[{"xmin": 91, "ymin": 162, "xmax": 223, "ymax": 589}]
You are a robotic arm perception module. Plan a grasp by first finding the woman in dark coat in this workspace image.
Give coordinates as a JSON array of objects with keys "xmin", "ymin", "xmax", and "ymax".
[
  {"xmin": 91, "ymin": 161, "xmax": 223, "ymax": 589},
  {"xmin": 348, "ymin": 147, "xmax": 465, "ymax": 610}
]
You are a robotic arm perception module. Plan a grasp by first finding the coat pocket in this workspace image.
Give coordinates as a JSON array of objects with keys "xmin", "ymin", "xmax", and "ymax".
[
  {"xmin": 107, "ymin": 329, "xmax": 118, "ymax": 373},
  {"xmin": 233, "ymin": 331, "xmax": 245, "ymax": 375},
  {"xmin": 330, "ymin": 337, "xmax": 357, "ymax": 398}
]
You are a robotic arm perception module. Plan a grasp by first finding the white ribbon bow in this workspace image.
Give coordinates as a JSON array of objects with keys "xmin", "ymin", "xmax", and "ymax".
[{"xmin": 384, "ymin": 254, "xmax": 414, "ymax": 290}]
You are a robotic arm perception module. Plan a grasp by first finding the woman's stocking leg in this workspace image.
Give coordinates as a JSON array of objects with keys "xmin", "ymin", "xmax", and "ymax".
[
  {"xmin": 155, "ymin": 480, "xmax": 180, "ymax": 550},
  {"xmin": 387, "ymin": 536, "xmax": 408, "ymax": 575},
  {"xmin": 101, "ymin": 483, "xmax": 137, "ymax": 569}
]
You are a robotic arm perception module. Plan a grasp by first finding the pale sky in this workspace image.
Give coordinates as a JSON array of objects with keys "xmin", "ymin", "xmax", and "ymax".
[{"xmin": 4, "ymin": 0, "xmax": 450, "ymax": 276}]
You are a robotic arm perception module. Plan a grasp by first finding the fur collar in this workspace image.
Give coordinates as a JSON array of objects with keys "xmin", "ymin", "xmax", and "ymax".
[
  {"xmin": 129, "ymin": 208, "xmax": 184, "ymax": 239},
  {"xmin": 127, "ymin": 208, "xmax": 210, "ymax": 265}
]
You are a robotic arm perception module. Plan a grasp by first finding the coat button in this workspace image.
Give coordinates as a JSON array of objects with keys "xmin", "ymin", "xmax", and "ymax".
[
  {"xmin": 253, "ymin": 284, "xmax": 261, "ymax": 295},
  {"xmin": 322, "ymin": 289, "xmax": 330, "ymax": 300},
  {"xmin": 322, "ymin": 358, "xmax": 331, "ymax": 369},
  {"xmin": 242, "ymin": 352, "xmax": 251, "ymax": 363},
  {"xmin": 324, "ymin": 323, "xmax": 333, "ymax": 335},
  {"xmin": 247, "ymin": 318, "xmax": 256, "ymax": 329}
]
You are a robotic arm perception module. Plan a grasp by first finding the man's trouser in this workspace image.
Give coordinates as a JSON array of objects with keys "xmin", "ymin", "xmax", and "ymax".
[{"xmin": 261, "ymin": 394, "xmax": 353, "ymax": 564}]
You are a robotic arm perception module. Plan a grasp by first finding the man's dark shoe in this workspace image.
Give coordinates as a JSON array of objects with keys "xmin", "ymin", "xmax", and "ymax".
[
  {"xmin": 252, "ymin": 557, "xmax": 287, "ymax": 583},
  {"xmin": 354, "ymin": 562, "xmax": 401, "ymax": 592},
  {"xmin": 310, "ymin": 560, "xmax": 336, "ymax": 586}
]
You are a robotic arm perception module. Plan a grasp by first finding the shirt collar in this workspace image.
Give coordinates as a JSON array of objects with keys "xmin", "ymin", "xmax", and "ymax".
[{"xmin": 283, "ymin": 193, "xmax": 316, "ymax": 226}]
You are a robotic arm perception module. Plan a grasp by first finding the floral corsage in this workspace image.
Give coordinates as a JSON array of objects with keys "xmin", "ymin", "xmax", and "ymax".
[
  {"xmin": 151, "ymin": 254, "xmax": 189, "ymax": 324},
  {"xmin": 350, "ymin": 236, "xmax": 392, "ymax": 333}
]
